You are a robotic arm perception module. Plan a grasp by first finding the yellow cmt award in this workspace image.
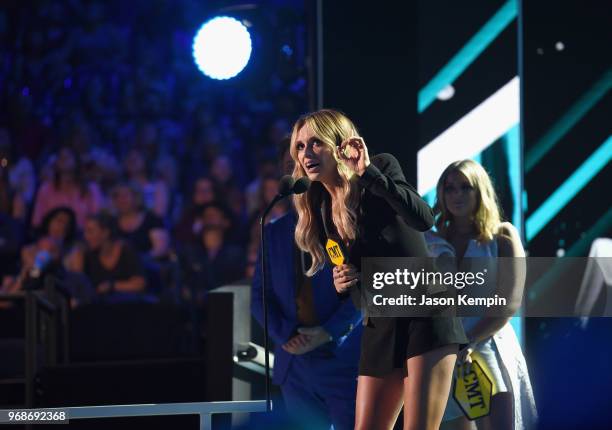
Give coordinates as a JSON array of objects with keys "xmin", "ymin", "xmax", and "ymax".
[
  {"xmin": 325, "ymin": 237, "xmax": 346, "ymax": 266},
  {"xmin": 453, "ymin": 357, "xmax": 493, "ymax": 420}
]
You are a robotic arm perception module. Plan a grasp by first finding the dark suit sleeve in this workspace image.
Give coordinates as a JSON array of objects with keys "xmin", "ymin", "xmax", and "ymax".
[
  {"xmin": 321, "ymin": 295, "xmax": 363, "ymax": 343},
  {"xmin": 357, "ymin": 153, "xmax": 434, "ymax": 231}
]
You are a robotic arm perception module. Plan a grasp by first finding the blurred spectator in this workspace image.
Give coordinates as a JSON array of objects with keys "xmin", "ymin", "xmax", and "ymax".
[
  {"xmin": 111, "ymin": 182, "xmax": 169, "ymax": 258},
  {"xmin": 179, "ymin": 201, "xmax": 245, "ymax": 302},
  {"xmin": 266, "ymin": 118, "xmax": 291, "ymax": 150},
  {"xmin": 209, "ymin": 154, "xmax": 234, "ymax": 189},
  {"xmin": 36, "ymin": 206, "xmax": 78, "ymax": 252},
  {"xmin": 31, "ymin": 146, "xmax": 104, "ymax": 229},
  {"xmin": 1, "ymin": 207, "xmax": 78, "ymax": 295},
  {"xmin": 155, "ymin": 153, "xmax": 179, "ymax": 221},
  {"xmin": 174, "ymin": 176, "xmax": 220, "ymax": 244},
  {"xmin": 78, "ymin": 212, "xmax": 148, "ymax": 301},
  {"xmin": 277, "ymin": 135, "xmax": 295, "ymax": 177},
  {"xmin": 84, "ymin": 146, "xmax": 122, "ymax": 194},
  {"xmin": 258, "ymin": 176, "xmax": 288, "ymax": 223},
  {"xmin": 123, "ymin": 148, "xmax": 169, "ymax": 219},
  {"xmin": 209, "ymin": 154, "xmax": 246, "ymax": 226},
  {"xmin": 245, "ymin": 136, "xmax": 293, "ymax": 278},
  {"xmin": 0, "ymin": 237, "xmax": 61, "ymax": 304},
  {"xmin": 244, "ymin": 175, "xmax": 288, "ymax": 279},
  {"xmin": 245, "ymin": 155, "xmax": 280, "ymax": 216}
]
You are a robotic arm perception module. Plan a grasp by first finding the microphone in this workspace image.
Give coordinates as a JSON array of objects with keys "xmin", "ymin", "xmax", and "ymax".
[
  {"xmin": 275, "ymin": 175, "xmax": 310, "ymax": 200},
  {"xmin": 278, "ymin": 175, "xmax": 295, "ymax": 197},
  {"xmin": 292, "ymin": 177, "xmax": 311, "ymax": 195}
]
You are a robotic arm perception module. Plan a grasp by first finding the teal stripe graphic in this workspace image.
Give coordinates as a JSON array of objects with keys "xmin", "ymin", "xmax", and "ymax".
[
  {"xmin": 526, "ymin": 135, "xmax": 612, "ymax": 241},
  {"xmin": 418, "ymin": 0, "xmax": 517, "ymax": 113},
  {"xmin": 525, "ymin": 68, "xmax": 612, "ymax": 172}
]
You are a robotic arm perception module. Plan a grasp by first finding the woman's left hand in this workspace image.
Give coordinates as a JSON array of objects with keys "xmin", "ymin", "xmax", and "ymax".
[
  {"xmin": 333, "ymin": 263, "xmax": 359, "ymax": 294},
  {"xmin": 456, "ymin": 344, "xmax": 474, "ymax": 379},
  {"xmin": 337, "ymin": 137, "xmax": 370, "ymax": 176}
]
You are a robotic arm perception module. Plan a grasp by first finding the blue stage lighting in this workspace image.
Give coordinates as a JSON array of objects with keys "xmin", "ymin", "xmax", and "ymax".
[{"xmin": 192, "ymin": 16, "xmax": 252, "ymax": 80}]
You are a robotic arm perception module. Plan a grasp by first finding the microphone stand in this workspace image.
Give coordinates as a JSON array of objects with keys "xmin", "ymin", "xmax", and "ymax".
[{"xmin": 259, "ymin": 193, "xmax": 287, "ymax": 412}]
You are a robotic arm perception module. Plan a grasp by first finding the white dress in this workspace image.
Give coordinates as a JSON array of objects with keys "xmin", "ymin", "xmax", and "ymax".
[{"xmin": 425, "ymin": 231, "xmax": 538, "ymax": 430}]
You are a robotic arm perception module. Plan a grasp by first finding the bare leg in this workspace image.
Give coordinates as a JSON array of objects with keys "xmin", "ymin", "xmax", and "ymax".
[
  {"xmin": 477, "ymin": 392, "xmax": 513, "ymax": 430},
  {"xmin": 403, "ymin": 344, "xmax": 458, "ymax": 430},
  {"xmin": 355, "ymin": 370, "xmax": 405, "ymax": 430}
]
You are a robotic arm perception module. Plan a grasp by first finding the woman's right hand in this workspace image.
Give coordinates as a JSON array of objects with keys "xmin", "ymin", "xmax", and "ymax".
[{"xmin": 333, "ymin": 263, "xmax": 359, "ymax": 294}]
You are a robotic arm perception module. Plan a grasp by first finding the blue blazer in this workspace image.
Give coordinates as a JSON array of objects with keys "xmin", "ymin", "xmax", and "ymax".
[{"xmin": 251, "ymin": 212, "xmax": 363, "ymax": 385}]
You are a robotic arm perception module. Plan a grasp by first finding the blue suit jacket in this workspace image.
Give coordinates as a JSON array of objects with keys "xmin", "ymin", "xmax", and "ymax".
[{"xmin": 251, "ymin": 212, "xmax": 363, "ymax": 385}]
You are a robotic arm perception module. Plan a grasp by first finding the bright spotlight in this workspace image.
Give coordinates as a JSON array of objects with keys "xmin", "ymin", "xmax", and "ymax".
[{"xmin": 192, "ymin": 16, "xmax": 252, "ymax": 80}]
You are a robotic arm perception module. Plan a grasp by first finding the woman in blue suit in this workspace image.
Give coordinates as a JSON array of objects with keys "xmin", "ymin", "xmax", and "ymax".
[{"xmin": 251, "ymin": 209, "xmax": 363, "ymax": 430}]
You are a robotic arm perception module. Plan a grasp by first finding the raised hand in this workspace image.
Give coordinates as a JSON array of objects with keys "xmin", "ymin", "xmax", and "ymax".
[{"xmin": 337, "ymin": 136, "xmax": 370, "ymax": 176}]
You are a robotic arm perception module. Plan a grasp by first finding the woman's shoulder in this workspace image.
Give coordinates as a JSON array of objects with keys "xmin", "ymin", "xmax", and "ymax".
[
  {"xmin": 370, "ymin": 153, "xmax": 400, "ymax": 170},
  {"xmin": 497, "ymin": 221, "xmax": 518, "ymax": 234},
  {"xmin": 495, "ymin": 222, "xmax": 524, "ymax": 256},
  {"xmin": 495, "ymin": 222, "xmax": 520, "ymax": 242}
]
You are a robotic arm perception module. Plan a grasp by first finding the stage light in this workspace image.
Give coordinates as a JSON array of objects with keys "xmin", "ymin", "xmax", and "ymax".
[{"xmin": 192, "ymin": 16, "xmax": 252, "ymax": 80}]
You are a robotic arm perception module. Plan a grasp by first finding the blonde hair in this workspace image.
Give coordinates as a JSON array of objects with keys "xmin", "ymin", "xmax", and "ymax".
[
  {"xmin": 290, "ymin": 109, "xmax": 361, "ymax": 276},
  {"xmin": 434, "ymin": 159, "xmax": 502, "ymax": 243}
]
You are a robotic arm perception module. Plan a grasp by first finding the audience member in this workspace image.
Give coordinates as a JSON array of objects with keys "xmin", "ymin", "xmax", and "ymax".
[
  {"xmin": 31, "ymin": 146, "xmax": 104, "ymax": 229},
  {"xmin": 174, "ymin": 176, "xmax": 220, "ymax": 244},
  {"xmin": 1, "ymin": 207, "xmax": 78, "ymax": 295},
  {"xmin": 77, "ymin": 212, "xmax": 149, "ymax": 302},
  {"xmin": 179, "ymin": 202, "xmax": 245, "ymax": 302},
  {"xmin": 123, "ymin": 148, "xmax": 170, "ymax": 219},
  {"xmin": 111, "ymin": 182, "xmax": 169, "ymax": 258}
]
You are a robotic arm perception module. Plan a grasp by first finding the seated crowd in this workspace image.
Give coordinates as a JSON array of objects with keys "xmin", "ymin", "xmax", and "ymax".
[{"xmin": 0, "ymin": 131, "xmax": 292, "ymax": 308}]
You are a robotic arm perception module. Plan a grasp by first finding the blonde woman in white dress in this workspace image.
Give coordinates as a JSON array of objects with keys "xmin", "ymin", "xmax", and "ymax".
[{"xmin": 427, "ymin": 160, "xmax": 537, "ymax": 430}]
